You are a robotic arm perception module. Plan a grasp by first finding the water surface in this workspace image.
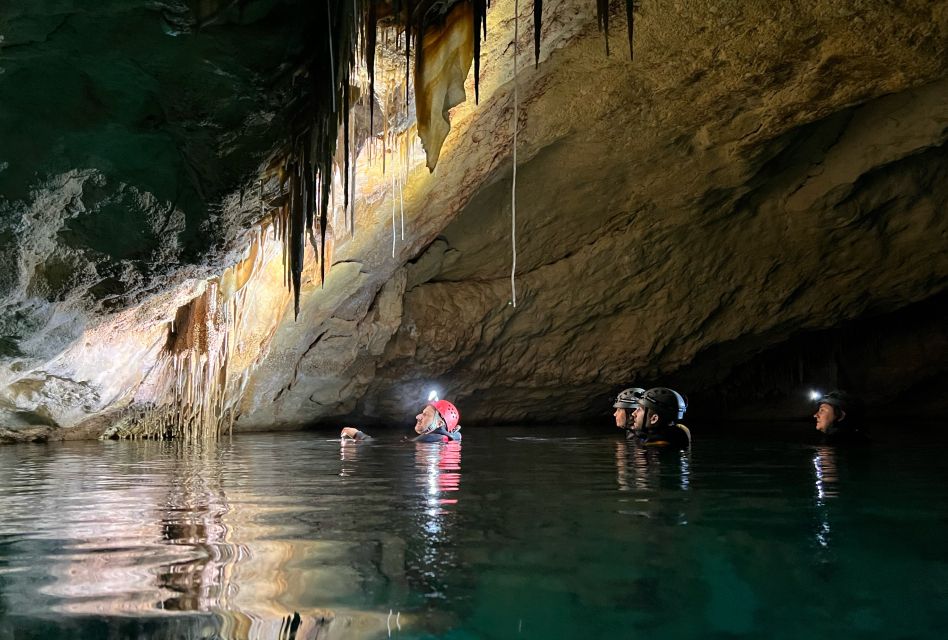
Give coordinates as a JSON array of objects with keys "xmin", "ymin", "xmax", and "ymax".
[{"xmin": 1, "ymin": 426, "xmax": 947, "ymax": 639}]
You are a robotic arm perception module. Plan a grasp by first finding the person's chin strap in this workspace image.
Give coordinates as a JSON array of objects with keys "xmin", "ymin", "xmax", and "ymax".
[{"xmin": 421, "ymin": 416, "xmax": 445, "ymax": 435}]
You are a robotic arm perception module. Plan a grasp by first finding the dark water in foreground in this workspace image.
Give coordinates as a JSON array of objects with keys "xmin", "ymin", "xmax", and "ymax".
[{"xmin": 1, "ymin": 426, "xmax": 947, "ymax": 639}]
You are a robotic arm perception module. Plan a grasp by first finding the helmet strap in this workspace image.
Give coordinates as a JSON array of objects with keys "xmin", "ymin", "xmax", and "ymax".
[
  {"xmin": 430, "ymin": 414, "xmax": 448, "ymax": 434},
  {"xmin": 642, "ymin": 408, "xmax": 652, "ymax": 434}
]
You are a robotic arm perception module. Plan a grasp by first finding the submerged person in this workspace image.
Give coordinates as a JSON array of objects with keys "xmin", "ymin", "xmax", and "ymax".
[
  {"xmin": 613, "ymin": 387, "xmax": 646, "ymax": 440},
  {"xmin": 813, "ymin": 390, "xmax": 867, "ymax": 444},
  {"xmin": 340, "ymin": 399, "xmax": 462, "ymax": 443},
  {"xmin": 629, "ymin": 387, "xmax": 691, "ymax": 449}
]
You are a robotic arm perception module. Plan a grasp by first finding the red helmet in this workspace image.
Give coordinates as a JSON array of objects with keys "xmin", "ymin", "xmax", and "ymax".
[{"xmin": 430, "ymin": 399, "xmax": 460, "ymax": 432}]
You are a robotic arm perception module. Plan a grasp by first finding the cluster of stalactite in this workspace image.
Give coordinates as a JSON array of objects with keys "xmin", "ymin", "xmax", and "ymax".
[
  {"xmin": 138, "ymin": 0, "xmax": 637, "ymax": 440},
  {"xmin": 251, "ymin": 0, "xmax": 636, "ymax": 319},
  {"xmin": 111, "ymin": 227, "xmax": 283, "ymax": 441}
]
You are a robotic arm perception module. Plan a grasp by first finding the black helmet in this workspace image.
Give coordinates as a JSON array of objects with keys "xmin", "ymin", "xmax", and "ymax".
[
  {"xmin": 613, "ymin": 387, "xmax": 645, "ymax": 409},
  {"xmin": 640, "ymin": 387, "xmax": 688, "ymax": 421},
  {"xmin": 815, "ymin": 390, "xmax": 850, "ymax": 414}
]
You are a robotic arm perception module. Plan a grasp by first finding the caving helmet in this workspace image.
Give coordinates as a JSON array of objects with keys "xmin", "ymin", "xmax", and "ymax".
[
  {"xmin": 815, "ymin": 390, "xmax": 850, "ymax": 418},
  {"xmin": 613, "ymin": 387, "xmax": 646, "ymax": 410},
  {"xmin": 640, "ymin": 387, "xmax": 688, "ymax": 422},
  {"xmin": 430, "ymin": 399, "xmax": 461, "ymax": 432}
]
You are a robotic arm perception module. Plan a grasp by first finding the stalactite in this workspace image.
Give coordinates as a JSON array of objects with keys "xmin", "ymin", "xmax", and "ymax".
[
  {"xmin": 288, "ymin": 158, "xmax": 304, "ymax": 318},
  {"xmin": 260, "ymin": 0, "xmax": 640, "ymax": 315},
  {"xmin": 533, "ymin": 0, "xmax": 542, "ymax": 68},
  {"xmin": 342, "ymin": 80, "xmax": 351, "ymax": 215},
  {"xmin": 596, "ymin": 0, "xmax": 610, "ymax": 56},
  {"xmin": 366, "ymin": 0, "xmax": 378, "ymax": 135},
  {"xmin": 625, "ymin": 0, "xmax": 634, "ymax": 60},
  {"xmin": 128, "ymin": 226, "xmax": 281, "ymax": 441},
  {"xmin": 318, "ymin": 137, "xmax": 332, "ymax": 288},
  {"xmin": 232, "ymin": 0, "xmax": 640, "ymax": 323},
  {"xmin": 415, "ymin": 2, "xmax": 475, "ymax": 170},
  {"xmin": 472, "ymin": 0, "xmax": 488, "ymax": 103},
  {"xmin": 405, "ymin": 0, "xmax": 413, "ymax": 106},
  {"xmin": 327, "ymin": 2, "xmax": 337, "ymax": 113}
]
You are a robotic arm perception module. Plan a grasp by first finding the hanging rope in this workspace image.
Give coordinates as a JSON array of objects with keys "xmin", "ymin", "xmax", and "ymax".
[
  {"xmin": 399, "ymin": 143, "xmax": 406, "ymax": 240},
  {"xmin": 392, "ymin": 163, "xmax": 397, "ymax": 258},
  {"xmin": 510, "ymin": 0, "xmax": 520, "ymax": 308}
]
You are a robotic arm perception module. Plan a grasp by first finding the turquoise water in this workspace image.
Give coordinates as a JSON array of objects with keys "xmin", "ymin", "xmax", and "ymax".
[{"xmin": 1, "ymin": 426, "xmax": 947, "ymax": 639}]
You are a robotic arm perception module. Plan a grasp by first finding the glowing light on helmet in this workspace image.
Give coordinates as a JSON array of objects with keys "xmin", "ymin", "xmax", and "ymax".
[
  {"xmin": 809, "ymin": 389, "xmax": 822, "ymax": 401},
  {"xmin": 428, "ymin": 389, "xmax": 439, "ymax": 402}
]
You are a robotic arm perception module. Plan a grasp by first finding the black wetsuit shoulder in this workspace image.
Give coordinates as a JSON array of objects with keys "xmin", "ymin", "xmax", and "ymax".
[
  {"xmin": 412, "ymin": 427, "xmax": 461, "ymax": 443},
  {"xmin": 640, "ymin": 423, "xmax": 691, "ymax": 449},
  {"xmin": 821, "ymin": 427, "xmax": 870, "ymax": 446}
]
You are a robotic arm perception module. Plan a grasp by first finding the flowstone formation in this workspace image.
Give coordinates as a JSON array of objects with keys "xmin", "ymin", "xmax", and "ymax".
[{"xmin": 1, "ymin": 1, "xmax": 947, "ymax": 441}]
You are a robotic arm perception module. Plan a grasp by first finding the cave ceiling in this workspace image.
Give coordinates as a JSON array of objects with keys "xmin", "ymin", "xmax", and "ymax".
[{"xmin": 0, "ymin": 1, "xmax": 305, "ymax": 339}]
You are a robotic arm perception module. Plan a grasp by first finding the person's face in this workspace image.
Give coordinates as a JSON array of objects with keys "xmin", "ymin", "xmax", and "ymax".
[
  {"xmin": 614, "ymin": 407, "xmax": 627, "ymax": 428},
  {"xmin": 632, "ymin": 406, "xmax": 646, "ymax": 431},
  {"xmin": 814, "ymin": 403, "xmax": 837, "ymax": 433},
  {"xmin": 415, "ymin": 405, "xmax": 438, "ymax": 434}
]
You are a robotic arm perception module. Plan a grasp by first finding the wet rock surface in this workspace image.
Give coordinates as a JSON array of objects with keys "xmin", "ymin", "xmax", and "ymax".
[{"xmin": 0, "ymin": 0, "xmax": 301, "ymax": 385}]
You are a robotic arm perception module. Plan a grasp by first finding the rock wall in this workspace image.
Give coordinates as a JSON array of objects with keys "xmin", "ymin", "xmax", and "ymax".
[
  {"xmin": 238, "ymin": 0, "xmax": 948, "ymax": 428},
  {"xmin": 1, "ymin": 1, "xmax": 946, "ymax": 437}
]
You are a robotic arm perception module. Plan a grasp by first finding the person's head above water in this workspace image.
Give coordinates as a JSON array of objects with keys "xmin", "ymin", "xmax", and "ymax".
[
  {"xmin": 415, "ymin": 399, "xmax": 460, "ymax": 435},
  {"xmin": 613, "ymin": 387, "xmax": 645, "ymax": 430},
  {"xmin": 632, "ymin": 387, "xmax": 688, "ymax": 432},
  {"xmin": 813, "ymin": 390, "xmax": 851, "ymax": 434}
]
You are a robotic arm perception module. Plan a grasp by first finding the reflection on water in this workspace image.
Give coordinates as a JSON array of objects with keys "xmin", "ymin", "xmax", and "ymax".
[
  {"xmin": 2, "ymin": 428, "xmax": 948, "ymax": 639},
  {"xmin": 614, "ymin": 440, "xmax": 690, "ymax": 493},
  {"xmin": 0, "ymin": 439, "xmax": 407, "ymax": 638},
  {"xmin": 812, "ymin": 445, "xmax": 839, "ymax": 549}
]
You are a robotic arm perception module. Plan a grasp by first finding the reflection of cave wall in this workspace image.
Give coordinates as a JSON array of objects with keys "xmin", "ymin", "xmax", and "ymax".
[{"xmin": 674, "ymin": 292, "xmax": 948, "ymax": 423}]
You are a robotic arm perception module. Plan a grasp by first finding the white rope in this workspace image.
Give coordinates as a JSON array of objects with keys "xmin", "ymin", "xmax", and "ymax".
[
  {"xmin": 511, "ymin": 0, "xmax": 519, "ymax": 308},
  {"xmin": 391, "ymin": 165, "xmax": 397, "ymax": 258},
  {"xmin": 331, "ymin": 165, "xmax": 337, "ymax": 229},
  {"xmin": 399, "ymin": 152, "xmax": 405, "ymax": 240},
  {"xmin": 349, "ymin": 107, "xmax": 356, "ymax": 235}
]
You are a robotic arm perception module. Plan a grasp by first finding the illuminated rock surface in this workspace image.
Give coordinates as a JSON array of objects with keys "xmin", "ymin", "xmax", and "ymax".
[{"xmin": 1, "ymin": 1, "xmax": 946, "ymax": 437}]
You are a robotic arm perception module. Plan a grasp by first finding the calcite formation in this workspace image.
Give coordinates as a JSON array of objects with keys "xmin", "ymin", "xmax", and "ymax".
[
  {"xmin": 1, "ymin": 1, "xmax": 946, "ymax": 439},
  {"xmin": 415, "ymin": 1, "xmax": 475, "ymax": 171}
]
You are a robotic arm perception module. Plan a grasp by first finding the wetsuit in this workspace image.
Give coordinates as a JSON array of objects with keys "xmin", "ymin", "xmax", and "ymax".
[
  {"xmin": 343, "ymin": 426, "xmax": 461, "ymax": 443},
  {"xmin": 412, "ymin": 426, "xmax": 462, "ymax": 443},
  {"xmin": 629, "ymin": 423, "xmax": 691, "ymax": 449},
  {"xmin": 820, "ymin": 424, "xmax": 869, "ymax": 446}
]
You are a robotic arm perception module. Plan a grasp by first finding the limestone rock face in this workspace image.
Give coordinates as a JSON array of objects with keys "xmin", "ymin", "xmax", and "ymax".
[
  {"xmin": 0, "ymin": 1, "xmax": 306, "ymax": 427},
  {"xmin": 1, "ymin": 1, "xmax": 947, "ymax": 436},
  {"xmin": 237, "ymin": 0, "xmax": 948, "ymax": 428}
]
